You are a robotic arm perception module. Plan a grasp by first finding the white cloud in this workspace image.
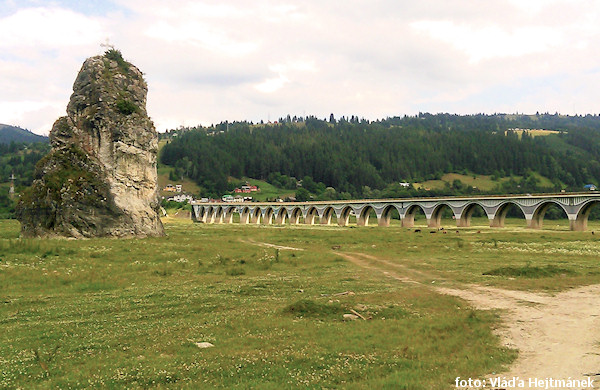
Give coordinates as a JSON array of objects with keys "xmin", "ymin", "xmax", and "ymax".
[
  {"xmin": 410, "ymin": 20, "xmax": 563, "ymax": 63},
  {"xmin": 2, "ymin": 0, "xmax": 600, "ymax": 134},
  {"xmin": 255, "ymin": 60, "xmax": 317, "ymax": 93},
  {"xmin": 0, "ymin": 7, "xmax": 104, "ymax": 49},
  {"xmin": 145, "ymin": 21, "xmax": 258, "ymax": 57}
]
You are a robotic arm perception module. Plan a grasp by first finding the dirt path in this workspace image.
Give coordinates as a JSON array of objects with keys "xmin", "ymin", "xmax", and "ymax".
[
  {"xmin": 338, "ymin": 251, "xmax": 600, "ymax": 389},
  {"xmin": 335, "ymin": 252, "xmax": 423, "ymax": 285}
]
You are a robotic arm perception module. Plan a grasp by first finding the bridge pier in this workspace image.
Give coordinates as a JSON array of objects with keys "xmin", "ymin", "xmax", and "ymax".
[
  {"xmin": 276, "ymin": 210, "xmax": 287, "ymax": 224},
  {"xmin": 289, "ymin": 209, "xmax": 302, "ymax": 224},
  {"xmin": 223, "ymin": 208, "xmax": 235, "ymax": 224},
  {"xmin": 401, "ymin": 215, "xmax": 414, "ymax": 228},
  {"xmin": 426, "ymin": 217, "xmax": 439, "ymax": 228},
  {"xmin": 250, "ymin": 209, "xmax": 261, "ymax": 224},
  {"xmin": 263, "ymin": 209, "xmax": 274, "ymax": 225},
  {"xmin": 570, "ymin": 218, "xmax": 585, "ymax": 232},
  {"xmin": 304, "ymin": 208, "xmax": 318, "ymax": 225},
  {"xmin": 336, "ymin": 207, "xmax": 351, "ymax": 226}
]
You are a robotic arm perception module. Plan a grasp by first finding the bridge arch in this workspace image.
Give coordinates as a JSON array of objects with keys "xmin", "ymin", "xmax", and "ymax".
[
  {"xmin": 402, "ymin": 204, "xmax": 426, "ymax": 228},
  {"xmin": 428, "ymin": 203, "xmax": 457, "ymax": 228},
  {"xmin": 195, "ymin": 206, "xmax": 206, "ymax": 223},
  {"xmin": 276, "ymin": 208, "xmax": 289, "ymax": 224},
  {"xmin": 305, "ymin": 207, "xmax": 319, "ymax": 225},
  {"xmin": 379, "ymin": 204, "xmax": 401, "ymax": 227},
  {"xmin": 528, "ymin": 201, "xmax": 569, "ymax": 229},
  {"xmin": 572, "ymin": 199, "xmax": 600, "ymax": 231},
  {"xmin": 289, "ymin": 207, "xmax": 303, "ymax": 224},
  {"xmin": 223, "ymin": 206, "xmax": 235, "ymax": 223},
  {"xmin": 321, "ymin": 207, "xmax": 335, "ymax": 225},
  {"xmin": 250, "ymin": 207, "xmax": 262, "ymax": 224},
  {"xmin": 205, "ymin": 206, "xmax": 215, "ymax": 224},
  {"xmin": 263, "ymin": 207, "xmax": 275, "ymax": 225},
  {"xmin": 239, "ymin": 207, "xmax": 251, "ymax": 224},
  {"xmin": 490, "ymin": 201, "xmax": 526, "ymax": 228},
  {"xmin": 337, "ymin": 206, "xmax": 352, "ymax": 226},
  {"xmin": 457, "ymin": 202, "xmax": 489, "ymax": 227},
  {"xmin": 357, "ymin": 205, "xmax": 376, "ymax": 226},
  {"xmin": 214, "ymin": 206, "xmax": 224, "ymax": 223}
]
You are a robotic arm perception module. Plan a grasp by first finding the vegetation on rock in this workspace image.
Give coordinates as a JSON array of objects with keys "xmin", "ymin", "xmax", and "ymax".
[{"xmin": 116, "ymin": 99, "xmax": 138, "ymax": 115}]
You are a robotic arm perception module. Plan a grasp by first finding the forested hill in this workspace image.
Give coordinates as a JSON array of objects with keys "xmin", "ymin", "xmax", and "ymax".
[
  {"xmin": 0, "ymin": 124, "xmax": 48, "ymax": 144},
  {"xmin": 160, "ymin": 113, "xmax": 600, "ymax": 198}
]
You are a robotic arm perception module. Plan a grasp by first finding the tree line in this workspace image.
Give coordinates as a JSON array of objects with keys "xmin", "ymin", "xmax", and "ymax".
[
  {"xmin": 0, "ymin": 142, "xmax": 50, "ymax": 217},
  {"xmin": 160, "ymin": 113, "xmax": 600, "ymax": 199}
]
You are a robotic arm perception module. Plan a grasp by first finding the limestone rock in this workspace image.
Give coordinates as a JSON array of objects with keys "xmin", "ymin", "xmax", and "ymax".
[
  {"xmin": 343, "ymin": 314, "xmax": 359, "ymax": 321},
  {"xmin": 17, "ymin": 49, "xmax": 165, "ymax": 238},
  {"xmin": 194, "ymin": 342, "xmax": 214, "ymax": 349}
]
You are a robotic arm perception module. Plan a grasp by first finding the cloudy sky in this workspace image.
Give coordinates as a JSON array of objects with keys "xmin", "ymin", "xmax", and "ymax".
[{"xmin": 1, "ymin": 0, "xmax": 599, "ymax": 135}]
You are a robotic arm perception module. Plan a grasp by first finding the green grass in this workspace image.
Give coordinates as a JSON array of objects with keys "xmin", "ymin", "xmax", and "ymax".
[
  {"xmin": 157, "ymin": 166, "xmax": 202, "ymax": 197},
  {"xmin": 483, "ymin": 265, "xmax": 576, "ymax": 278},
  {"xmin": 233, "ymin": 177, "xmax": 295, "ymax": 201},
  {"xmin": 3, "ymin": 218, "xmax": 600, "ymax": 388},
  {"xmin": 414, "ymin": 172, "xmax": 554, "ymax": 191}
]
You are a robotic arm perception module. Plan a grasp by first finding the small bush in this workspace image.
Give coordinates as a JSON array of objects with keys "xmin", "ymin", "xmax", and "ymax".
[
  {"xmin": 215, "ymin": 254, "xmax": 229, "ymax": 266},
  {"xmin": 483, "ymin": 265, "xmax": 575, "ymax": 278},
  {"xmin": 104, "ymin": 48, "xmax": 130, "ymax": 73},
  {"xmin": 153, "ymin": 267, "xmax": 173, "ymax": 277},
  {"xmin": 284, "ymin": 299, "xmax": 345, "ymax": 318},
  {"xmin": 225, "ymin": 266, "xmax": 246, "ymax": 276},
  {"xmin": 116, "ymin": 99, "xmax": 137, "ymax": 115}
]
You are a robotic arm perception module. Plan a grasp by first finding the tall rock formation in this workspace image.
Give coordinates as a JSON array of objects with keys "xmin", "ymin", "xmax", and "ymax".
[{"xmin": 17, "ymin": 49, "xmax": 165, "ymax": 238}]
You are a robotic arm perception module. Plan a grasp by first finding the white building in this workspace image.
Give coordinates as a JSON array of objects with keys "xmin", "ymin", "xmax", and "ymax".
[{"xmin": 169, "ymin": 194, "xmax": 194, "ymax": 203}]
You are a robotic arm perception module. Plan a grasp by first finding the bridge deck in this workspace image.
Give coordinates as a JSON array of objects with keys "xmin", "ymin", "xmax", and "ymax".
[{"xmin": 191, "ymin": 192, "xmax": 600, "ymax": 231}]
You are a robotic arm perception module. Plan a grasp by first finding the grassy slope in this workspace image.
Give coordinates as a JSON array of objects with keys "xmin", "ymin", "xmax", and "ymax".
[
  {"xmin": 3, "ymin": 218, "xmax": 600, "ymax": 388},
  {"xmin": 157, "ymin": 166, "xmax": 202, "ymax": 197},
  {"xmin": 156, "ymin": 139, "xmax": 202, "ymax": 197},
  {"xmin": 232, "ymin": 177, "xmax": 295, "ymax": 201},
  {"xmin": 414, "ymin": 172, "xmax": 554, "ymax": 191}
]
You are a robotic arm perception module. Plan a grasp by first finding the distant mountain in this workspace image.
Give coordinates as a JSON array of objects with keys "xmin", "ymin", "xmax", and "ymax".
[{"xmin": 0, "ymin": 124, "xmax": 48, "ymax": 144}]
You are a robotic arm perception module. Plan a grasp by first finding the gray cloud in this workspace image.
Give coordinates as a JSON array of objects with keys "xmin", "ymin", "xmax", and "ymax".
[{"xmin": 1, "ymin": 0, "xmax": 599, "ymax": 134}]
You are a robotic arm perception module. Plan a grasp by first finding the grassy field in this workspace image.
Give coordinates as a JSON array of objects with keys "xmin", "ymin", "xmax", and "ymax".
[
  {"xmin": 2, "ymin": 218, "xmax": 600, "ymax": 388},
  {"xmin": 157, "ymin": 166, "xmax": 202, "ymax": 198},
  {"xmin": 505, "ymin": 129, "xmax": 562, "ymax": 139},
  {"xmin": 232, "ymin": 178, "xmax": 295, "ymax": 201},
  {"xmin": 414, "ymin": 172, "xmax": 554, "ymax": 191}
]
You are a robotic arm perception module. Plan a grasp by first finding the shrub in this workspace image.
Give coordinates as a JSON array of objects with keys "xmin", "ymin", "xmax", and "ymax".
[
  {"xmin": 225, "ymin": 266, "xmax": 246, "ymax": 276},
  {"xmin": 483, "ymin": 265, "xmax": 575, "ymax": 278},
  {"xmin": 116, "ymin": 99, "xmax": 137, "ymax": 115},
  {"xmin": 284, "ymin": 299, "xmax": 345, "ymax": 318},
  {"xmin": 104, "ymin": 48, "xmax": 130, "ymax": 73}
]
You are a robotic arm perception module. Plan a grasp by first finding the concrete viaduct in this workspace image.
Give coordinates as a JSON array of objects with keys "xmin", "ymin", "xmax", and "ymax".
[{"xmin": 191, "ymin": 193, "xmax": 600, "ymax": 231}]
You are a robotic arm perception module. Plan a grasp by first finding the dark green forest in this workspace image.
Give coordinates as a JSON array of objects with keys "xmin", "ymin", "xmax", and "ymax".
[
  {"xmin": 0, "ymin": 142, "xmax": 50, "ymax": 217},
  {"xmin": 3, "ymin": 113, "xmax": 600, "ymax": 218},
  {"xmin": 160, "ymin": 113, "xmax": 600, "ymax": 199},
  {"xmin": 0, "ymin": 124, "xmax": 48, "ymax": 144}
]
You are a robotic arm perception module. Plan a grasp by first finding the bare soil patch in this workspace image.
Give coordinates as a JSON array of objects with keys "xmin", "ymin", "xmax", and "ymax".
[{"xmin": 240, "ymin": 238, "xmax": 305, "ymax": 251}]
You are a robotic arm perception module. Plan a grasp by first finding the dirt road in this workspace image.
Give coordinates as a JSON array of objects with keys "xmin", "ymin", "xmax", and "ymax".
[
  {"xmin": 337, "ymin": 251, "xmax": 600, "ymax": 389},
  {"xmin": 243, "ymin": 240, "xmax": 600, "ymax": 389}
]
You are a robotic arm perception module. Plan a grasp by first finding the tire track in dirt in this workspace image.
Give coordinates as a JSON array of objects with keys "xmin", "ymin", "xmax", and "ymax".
[{"xmin": 334, "ymin": 252, "xmax": 423, "ymax": 285}]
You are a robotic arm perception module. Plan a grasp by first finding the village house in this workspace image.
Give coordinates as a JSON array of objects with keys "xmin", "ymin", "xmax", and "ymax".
[
  {"xmin": 168, "ymin": 194, "xmax": 194, "ymax": 203},
  {"xmin": 234, "ymin": 184, "xmax": 260, "ymax": 193}
]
